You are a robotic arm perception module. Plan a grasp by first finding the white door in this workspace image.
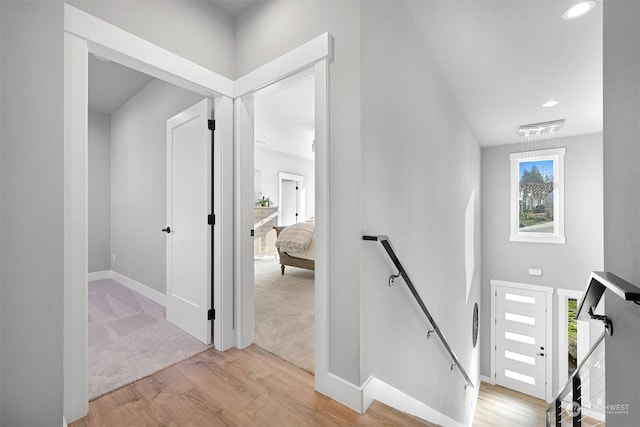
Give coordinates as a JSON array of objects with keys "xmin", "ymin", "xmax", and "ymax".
[
  {"xmin": 166, "ymin": 98, "xmax": 212, "ymax": 345},
  {"xmin": 280, "ymin": 179, "xmax": 298, "ymax": 225},
  {"xmin": 495, "ymin": 285, "xmax": 548, "ymax": 399}
]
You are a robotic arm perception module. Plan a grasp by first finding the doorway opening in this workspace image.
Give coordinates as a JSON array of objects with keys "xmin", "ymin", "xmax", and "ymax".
[
  {"xmin": 252, "ymin": 70, "xmax": 316, "ymax": 373},
  {"xmin": 86, "ymin": 53, "xmax": 212, "ymax": 399}
]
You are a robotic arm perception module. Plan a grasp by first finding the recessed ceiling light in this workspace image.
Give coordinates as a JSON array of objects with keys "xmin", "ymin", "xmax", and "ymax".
[
  {"xmin": 563, "ymin": 1, "xmax": 595, "ymax": 20},
  {"xmin": 542, "ymin": 100, "xmax": 559, "ymax": 108}
]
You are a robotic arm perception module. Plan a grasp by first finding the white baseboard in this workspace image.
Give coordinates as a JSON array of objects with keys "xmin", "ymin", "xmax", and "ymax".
[
  {"xmin": 326, "ymin": 373, "xmax": 367, "ymax": 414},
  {"xmin": 88, "ymin": 270, "xmax": 166, "ymax": 307},
  {"xmin": 480, "ymin": 375, "xmax": 495, "ymax": 385},
  {"xmin": 63, "ymin": 416, "xmax": 68, "ymax": 427},
  {"xmin": 111, "ymin": 271, "xmax": 166, "ymax": 307},
  {"xmin": 87, "ymin": 270, "xmax": 112, "ymax": 281},
  {"xmin": 362, "ymin": 376, "xmax": 466, "ymax": 427}
]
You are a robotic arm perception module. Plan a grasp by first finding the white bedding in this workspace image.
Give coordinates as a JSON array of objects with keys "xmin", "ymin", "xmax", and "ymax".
[{"xmin": 285, "ymin": 238, "xmax": 315, "ymax": 261}]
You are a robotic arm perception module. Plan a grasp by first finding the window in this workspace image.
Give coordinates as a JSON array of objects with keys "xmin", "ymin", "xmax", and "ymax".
[{"xmin": 510, "ymin": 148, "xmax": 566, "ymax": 243}]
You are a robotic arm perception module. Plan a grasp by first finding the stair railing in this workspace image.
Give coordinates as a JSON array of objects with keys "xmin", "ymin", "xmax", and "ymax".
[
  {"xmin": 546, "ymin": 271, "xmax": 640, "ymax": 426},
  {"xmin": 363, "ymin": 235, "xmax": 474, "ymax": 389}
]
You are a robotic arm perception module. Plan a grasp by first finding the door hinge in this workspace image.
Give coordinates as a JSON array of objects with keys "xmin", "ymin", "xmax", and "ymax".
[
  {"xmin": 208, "ymin": 308, "xmax": 215, "ymax": 320},
  {"xmin": 208, "ymin": 214, "xmax": 215, "ymax": 225},
  {"xmin": 250, "ymin": 229, "xmax": 255, "ymax": 237},
  {"xmin": 208, "ymin": 119, "xmax": 216, "ymax": 131}
]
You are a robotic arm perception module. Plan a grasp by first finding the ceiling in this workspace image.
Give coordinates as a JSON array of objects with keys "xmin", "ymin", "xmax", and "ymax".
[
  {"xmin": 254, "ymin": 69, "xmax": 315, "ymax": 160},
  {"xmin": 88, "ymin": 54, "xmax": 154, "ymax": 115},
  {"xmin": 403, "ymin": 0, "xmax": 603, "ymax": 146},
  {"xmin": 89, "ymin": 0, "xmax": 603, "ymax": 148}
]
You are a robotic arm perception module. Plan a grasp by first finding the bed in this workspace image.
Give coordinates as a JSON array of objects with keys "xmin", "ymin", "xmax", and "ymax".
[{"xmin": 273, "ymin": 223, "xmax": 315, "ymax": 275}]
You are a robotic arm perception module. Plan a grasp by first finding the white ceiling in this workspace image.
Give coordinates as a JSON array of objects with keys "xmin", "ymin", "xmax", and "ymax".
[
  {"xmin": 89, "ymin": 1, "xmax": 603, "ymax": 148},
  {"xmin": 403, "ymin": 0, "xmax": 603, "ymax": 146},
  {"xmin": 254, "ymin": 69, "xmax": 315, "ymax": 160},
  {"xmin": 212, "ymin": 0, "xmax": 257, "ymax": 17},
  {"xmin": 88, "ymin": 54, "xmax": 154, "ymax": 115}
]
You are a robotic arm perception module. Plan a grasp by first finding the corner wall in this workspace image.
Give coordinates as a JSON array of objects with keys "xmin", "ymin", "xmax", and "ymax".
[
  {"xmin": 480, "ymin": 134, "xmax": 604, "ymax": 393},
  {"xmin": 236, "ymin": 0, "xmax": 362, "ymax": 385},
  {"xmin": 360, "ymin": 2, "xmax": 481, "ymax": 424},
  {"xmin": 66, "ymin": 0, "xmax": 236, "ymax": 79},
  {"xmin": 1, "ymin": 1, "xmax": 65, "ymax": 424},
  {"xmin": 254, "ymin": 147, "xmax": 315, "ymax": 221},
  {"xmin": 110, "ymin": 79, "xmax": 202, "ymax": 295},
  {"xmin": 602, "ymin": 1, "xmax": 640, "ymax": 424},
  {"xmin": 88, "ymin": 111, "xmax": 111, "ymax": 272}
]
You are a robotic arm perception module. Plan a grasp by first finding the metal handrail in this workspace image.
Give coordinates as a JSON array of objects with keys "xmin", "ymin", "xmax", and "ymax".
[{"xmin": 363, "ymin": 234, "xmax": 474, "ymax": 389}]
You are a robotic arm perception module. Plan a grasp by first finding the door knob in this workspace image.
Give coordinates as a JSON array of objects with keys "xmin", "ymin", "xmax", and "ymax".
[
  {"xmin": 537, "ymin": 352, "xmax": 545, "ymax": 356},
  {"xmin": 162, "ymin": 227, "xmax": 171, "ymax": 233}
]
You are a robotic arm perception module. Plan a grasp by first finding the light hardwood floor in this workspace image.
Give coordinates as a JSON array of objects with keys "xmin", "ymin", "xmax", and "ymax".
[
  {"xmin": 473, "ymin": 382, "xmax": 548, "ymax": 426},
  {"xmin": 70, "ymin": 345, "xmax": 433, "ymax": 427},
  {"xmin": 71, "ymin": 343, "xmax": 557, "ymax": 426}
]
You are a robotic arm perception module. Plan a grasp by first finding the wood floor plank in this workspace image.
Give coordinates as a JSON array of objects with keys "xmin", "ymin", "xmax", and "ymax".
[
  {"xmin": 73, "ymin": 347, "xmax": 553, "ymax": 426},
  {"xmin": 473, "ymin": 383, "xmax": 548, "ymax": 426},
  {"xmin": 71, "ymin": 345, "xmax": 433, "ymax": 427}
]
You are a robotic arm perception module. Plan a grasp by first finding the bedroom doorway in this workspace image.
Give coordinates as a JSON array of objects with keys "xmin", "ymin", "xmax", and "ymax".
[{"xmin": 252, "ymin": 69, "xmax": 316, "ymax": 373}]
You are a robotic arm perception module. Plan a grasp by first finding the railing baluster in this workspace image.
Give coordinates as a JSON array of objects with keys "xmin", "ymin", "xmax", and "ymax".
[{"xmin": 573, "ymin": 375, "xmax": 581, "ymax": 427}]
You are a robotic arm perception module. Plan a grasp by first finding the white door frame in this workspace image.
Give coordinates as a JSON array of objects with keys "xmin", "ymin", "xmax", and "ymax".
[
  {"xmin": 278, "ymin": 172, "xmax": 304, "ymax": 225},
  {"xmin": 490, "ymin": 279, "xmax": 553, "ymax": 402},
  {"xmin": 556, "ymin": 289, "xmax": 590, "ymax": 391},
  {"xmin": 233, "ymin": 34, "xmax": 331, "ymax": 396},
  {"xmin": 64, "ymin": 5, "xmax": 235, "ymax": 422}
]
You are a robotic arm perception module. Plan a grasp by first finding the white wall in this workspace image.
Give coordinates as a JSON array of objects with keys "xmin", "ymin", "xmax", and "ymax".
[
  {"xmin": 88, "ymin": 111, "xmax": 111, "ymax": 272},
  {"xmin": 67, "ymin": 0, "xmax": 236, "ymax": 79},
  {"xmin": 236, "ymin": 0, "xmax": 362, "ymax": 385},
  {"xmin": 110, "ymin": 79, "xmax": 202, "ymax": 294},
  {"xmin": 603, "ymin": 1, "xmax": 640, "ymax": 424},
  {"xmin": 481, "ymin": 134, "xmax": 604, "ymax": 393},
  {"xmin": 360, "ymin": 2, "xmax": 482, "ymax": 424},
  {"xmin": 0, "ymin": 1, "xmax": 65, "ymax": 425},
  {"xmin": 254, "ymin": 146, "xmax": 315, "ymax": 221}
]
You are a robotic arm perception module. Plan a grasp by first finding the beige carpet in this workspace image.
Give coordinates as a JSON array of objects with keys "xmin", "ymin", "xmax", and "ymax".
[
  {"xmin": 254, "ymin": 259, "xmax": 315, "ymax": 373},
  {"xmin": 88, "ymin": 279, "xmax": 211, "ymax": 400}
]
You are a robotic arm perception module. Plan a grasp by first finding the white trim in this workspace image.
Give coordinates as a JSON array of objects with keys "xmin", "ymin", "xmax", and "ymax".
[
  {"xmin": 110, "ymin": 271, "xmax": 166, "ymax": 307},
  {"xmin": 510, "ymin": 148, "xmax": 566, "ymax": 244},
  {"xmin": 557, "ymin": 289, "xmax": 588, "ymax": 395},
  {"xmin": 557, "ymin": 288, "xmax": 583, "ymax": 298},
  {"xmin": 234, "ymin": 43, "xmax": 331, "ymax": 397},
  {"xmin": 278, "ymin": 172, "xmax": 304, "ymax": 225},
  {"xmin": 544, "ymin": 290, "xmax": 553, "ymax": 402},
  {"xmin": 234, "ymin": 95, "xmax": 256, "ymax": 349},
  {"xmin": 490, "ymin": 279, "xmax": 554, "ymax": 294},
  {"xmin": 64, "ymin": 6, "xmax": 236, "ymax": 422},
  {"xmin": 64, "ymin": 4, "xmax": 233, "ymax": 97},
  {"xmin": 63, "ymin": 416, "xmax": 68, "ymax": 427},
  {"xmin": 87, "ymin": 272, "xmax": 181, "ymax": 318},
  {"xmin": 233, "ymin": 33, "xmax": 330, "ymax": 98},
  {"xmin": 87, "ymin": 270, "xmax": 112, "ymax": 281},
  {"xmin": 213, "ymin": 96, "xmax": 236, "ymax": 351},
  {"xmin": 63, "ymin": 32, "xmax": 89, "ymax": 423},
  {"xmin": 326, "ymin": 374, "xmax": 367, "ymax": 414},
  {"xmin": 480, "ymin": 375, "xmax": 495, "ymax": 385},
  {"xmin": 491, "ymin": 280, "xmax": 554, "ymax": 402},
  {"xmin": 313, "ymin": 58, "xmax": 330, "ymax": 394},
  {"xmin": 362, "ymin": 376, "xmax": 466, "ymax": 427}
]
